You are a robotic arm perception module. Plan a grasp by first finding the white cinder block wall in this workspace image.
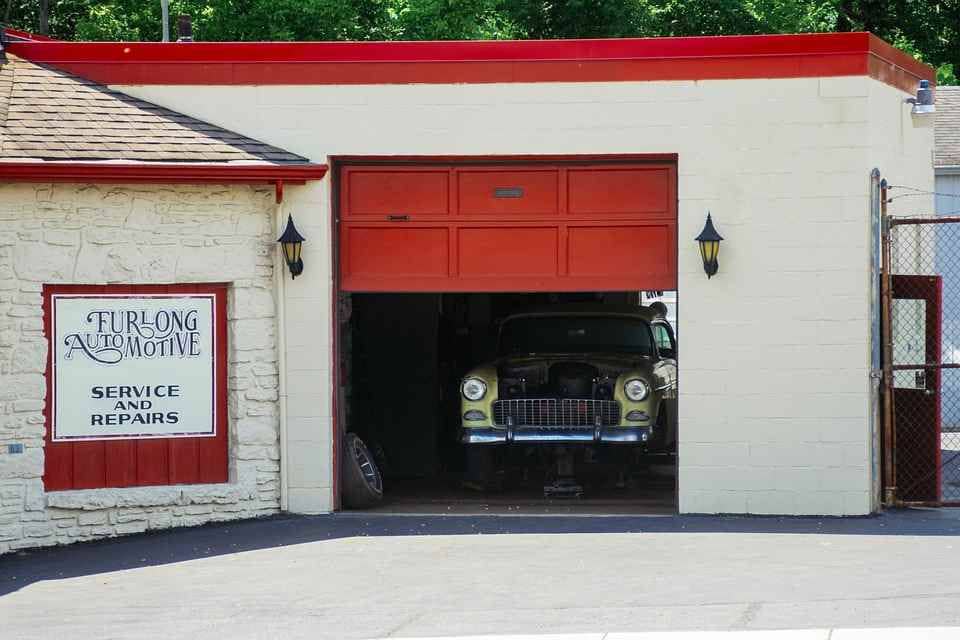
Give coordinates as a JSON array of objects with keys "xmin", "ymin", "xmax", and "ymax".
[
  {"xmin": 117, "ymin": 75, "xmax": 933, "ymax": 516},
  {"xmin": 0, "ymin": 183, "xmax": 282, "ymax": 553}
]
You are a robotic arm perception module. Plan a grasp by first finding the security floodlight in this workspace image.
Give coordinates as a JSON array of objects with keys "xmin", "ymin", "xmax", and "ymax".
[{"xmin": 906, "ymin": 79, "xmax": 935, "ymax": 115}]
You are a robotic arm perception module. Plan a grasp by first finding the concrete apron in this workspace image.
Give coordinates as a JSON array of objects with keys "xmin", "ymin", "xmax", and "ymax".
[{"xmin": 386, "ymin": 630, "xmax": 960, "ymax": 640}]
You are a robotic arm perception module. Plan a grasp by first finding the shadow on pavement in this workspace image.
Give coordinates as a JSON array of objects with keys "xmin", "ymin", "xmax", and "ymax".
[{"xmin": 2, "ymin": 508, "xmax": 958, "ymax": 597}]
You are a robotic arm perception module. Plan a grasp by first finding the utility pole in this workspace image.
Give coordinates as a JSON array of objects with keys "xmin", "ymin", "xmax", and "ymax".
[
  {"xmin": 38, "ymin": 0, "xmax": 49, "ymax": 35},
  {"xmin": 161, "ymin": 0, "xmax": 170, "ymax": 42}
]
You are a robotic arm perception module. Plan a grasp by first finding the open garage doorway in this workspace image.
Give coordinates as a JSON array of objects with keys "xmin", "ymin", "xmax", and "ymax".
[
  {"xmin": 332, "ymin": 157, "xmax": 678, "ymax": 514},
  {"xmin": 337, "ymin": 291, "xmax": 678, "ymax": 514}
]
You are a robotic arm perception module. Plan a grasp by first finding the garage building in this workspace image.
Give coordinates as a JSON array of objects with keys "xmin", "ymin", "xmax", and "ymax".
[{"xmin": 0, "ymin": 30, "xmax": 936, "ymax": 552}]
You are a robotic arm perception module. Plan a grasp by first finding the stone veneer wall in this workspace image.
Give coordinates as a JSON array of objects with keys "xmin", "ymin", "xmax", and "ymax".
[{"xmin": 0, "ymin": 182, "xmax": 281, "ymax": 554}]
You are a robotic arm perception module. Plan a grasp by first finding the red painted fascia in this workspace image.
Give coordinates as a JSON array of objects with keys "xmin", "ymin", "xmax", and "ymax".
[
  {"xmin": 3, "ymin": 26, "xmax": 55, "ymax": 41},
  {"xmin": 7, "ymin": 32, "xmax": 934, "ymax": 92},
  {"xmin": 4, "ymin": 32, "xmax": 900, "ymax": 63},
  {"xmin": 331, "ymin": 153, "xmax": 679, "ymax": 165},
  {"xmin": 0, "ymin": 162, "xmax": 328, "ymax": 184}
]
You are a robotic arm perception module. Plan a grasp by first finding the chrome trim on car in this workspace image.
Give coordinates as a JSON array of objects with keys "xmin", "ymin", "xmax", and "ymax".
[
  {"xmin": 461, "ymin": 425, "xmax": 652, "ymax": 444},
  {"xmin": 492, "ymin": 398, "xmax": 621, "ymax": 428}
]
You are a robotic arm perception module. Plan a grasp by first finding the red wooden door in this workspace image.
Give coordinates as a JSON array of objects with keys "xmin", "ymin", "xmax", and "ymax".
[
  {"xmin": 892, "ymin": 274, "xmax": 943, "ymax": 502},
  {"xmin": 338, "ymin": 160, "xmax": 677, "ymax": 292}
]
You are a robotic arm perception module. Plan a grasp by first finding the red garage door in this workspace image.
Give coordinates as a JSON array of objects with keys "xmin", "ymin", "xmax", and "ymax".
[{"xmin": 338, "ymin": 159, "xmax": 677, "ymax": 292}]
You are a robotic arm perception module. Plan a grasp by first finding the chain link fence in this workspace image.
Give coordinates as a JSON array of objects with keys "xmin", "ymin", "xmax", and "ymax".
[{"xmin": 887, "ymin": 216, "xmax": 960, "ymax": 504}]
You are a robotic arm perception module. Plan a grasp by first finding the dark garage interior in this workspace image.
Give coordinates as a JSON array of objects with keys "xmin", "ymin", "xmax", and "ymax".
[{"xmin": 337, "ymin": 291, "xmax": 678, "ymax": 514}]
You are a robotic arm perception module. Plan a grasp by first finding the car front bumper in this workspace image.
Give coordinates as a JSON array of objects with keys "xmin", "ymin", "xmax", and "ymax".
[{"xmin": 461, "ymin": 425, "xmax": 652, "ymax": 444}]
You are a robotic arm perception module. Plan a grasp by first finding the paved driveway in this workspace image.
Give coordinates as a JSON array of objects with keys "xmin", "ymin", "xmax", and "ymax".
[{"xmin": 3, "ymin": 510, "xmax": 960, "ymax": 639}]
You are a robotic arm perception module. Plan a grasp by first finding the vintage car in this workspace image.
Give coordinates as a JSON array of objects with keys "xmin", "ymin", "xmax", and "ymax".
[{"xmin": 459, "ymin": 305, "xmax": 677, "ymax": 451}]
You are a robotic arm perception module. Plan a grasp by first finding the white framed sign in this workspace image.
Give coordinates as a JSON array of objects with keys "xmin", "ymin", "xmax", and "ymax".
[{"xmin": 51, "ymin": 293, "xmax": 218, "ymax": 441}]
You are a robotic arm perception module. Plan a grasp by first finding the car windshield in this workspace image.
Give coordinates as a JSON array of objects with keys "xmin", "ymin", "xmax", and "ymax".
[{"xmin": 498, "ymin": 315, "xmax": 655, "ymax": 357}]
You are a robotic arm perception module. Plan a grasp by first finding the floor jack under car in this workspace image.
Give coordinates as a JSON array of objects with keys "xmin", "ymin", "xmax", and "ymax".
[{"xmin": 543, "ymin": 447, "xmax": 583, "ymax": 499}]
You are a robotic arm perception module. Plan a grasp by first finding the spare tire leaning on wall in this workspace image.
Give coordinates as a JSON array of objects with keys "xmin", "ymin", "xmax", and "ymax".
[{"xmin": 341, "ymin": 433, "xmax": 384, "ymax": 508}]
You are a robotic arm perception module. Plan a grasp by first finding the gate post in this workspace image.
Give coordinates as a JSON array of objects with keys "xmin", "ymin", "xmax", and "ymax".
[{"xmin": 880, "ymin": 178, "xmax": 897, "ymax": 506}]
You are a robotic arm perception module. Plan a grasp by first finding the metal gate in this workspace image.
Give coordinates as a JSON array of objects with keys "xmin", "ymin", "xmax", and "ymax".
[{"xmin": 882, "ymin": 180, "xmax": 960, "ymax": 506}]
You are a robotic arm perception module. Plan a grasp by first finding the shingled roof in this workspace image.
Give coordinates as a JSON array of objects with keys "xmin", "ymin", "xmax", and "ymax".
[
  {"xmin": 0, "ymin": 53, "xmax": 309, "ymax": 164},
  {"xmin": 936, "ymin": 86, "xmax": 960, "ymax": 169}
]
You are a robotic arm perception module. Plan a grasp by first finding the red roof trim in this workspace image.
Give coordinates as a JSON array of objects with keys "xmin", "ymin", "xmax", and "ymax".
[
  {"xmin": 3, "ymin": 27, "xmax": 56, "ymax": 41},
  {"xmin": 1, "ymin": 32, "xmax": 900, "ymax": 63},
  {"xmin": 7, "ymin": 32, "xmax": 934, "ymax": 92},
  {"xmin": 0, "ymin": 162, "xmax": 328, "ymax": 184}
]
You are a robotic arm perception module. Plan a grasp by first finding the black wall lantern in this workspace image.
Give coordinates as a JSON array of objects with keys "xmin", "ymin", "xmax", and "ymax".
[
  {"xmin": 695, "ymin": 212, "xmax": 723, "ymax": 279},
  {"xmin": 278, "ymin": 214, "xmax": 305, "ymax": 279}
]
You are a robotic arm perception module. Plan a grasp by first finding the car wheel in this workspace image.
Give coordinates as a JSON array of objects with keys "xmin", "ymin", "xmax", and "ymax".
[{"xmin": 341, "ymin": 432, "xmax": 384, "ymax": 509}]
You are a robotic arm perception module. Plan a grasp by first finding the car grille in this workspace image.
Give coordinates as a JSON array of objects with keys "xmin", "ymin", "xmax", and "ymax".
[{"xmin": 492, "ymin": 399, "xmax": 621, "ymax": 428}]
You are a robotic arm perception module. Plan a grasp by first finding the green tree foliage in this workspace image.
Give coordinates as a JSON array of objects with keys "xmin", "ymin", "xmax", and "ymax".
[{"xmin": 5, "ymin": 0, "xmax": 956, "ymax": 83}]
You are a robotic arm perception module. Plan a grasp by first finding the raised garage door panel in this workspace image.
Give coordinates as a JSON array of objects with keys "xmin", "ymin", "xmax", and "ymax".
[
  {"xmin": 458, "ymin": 170, "xmax": 559, "ymax": 216},
  {"xmin": 345, "ymin": 227, "xmax": 449, "ymax": 280},
  {"xmin": 339, "ymin": 161, "xmax": 676, "ymax": 292},
  {"xmin": 568, "ymin": 167, "xmax": 670, "ymax": 215},
  {"xmin": 345, "ymin": 169, "xmax": 450, "ymax": 216},
  {"xmin": 568, "ymin": 225, "xmax": 671, "ymax": 278},
  {"xmin": 458, "ymin": 227, "xmax": 559, "ymax": 277}
]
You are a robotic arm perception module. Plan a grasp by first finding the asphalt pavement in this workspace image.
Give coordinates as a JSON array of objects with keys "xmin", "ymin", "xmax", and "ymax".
[{"xmin": 4, "ymin": 509, "xmax": 960, "ymax": 639}]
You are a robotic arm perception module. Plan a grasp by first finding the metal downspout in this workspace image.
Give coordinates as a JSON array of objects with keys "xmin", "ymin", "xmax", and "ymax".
[{"xmin": 275, "ymin": 182, "xmax": 290, "ymax": 511}]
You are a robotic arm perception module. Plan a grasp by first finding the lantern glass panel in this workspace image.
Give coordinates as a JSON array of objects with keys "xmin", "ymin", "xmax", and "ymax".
[
  {"xmin": 702, "ymin": 240, "xmax": 719, "ymax": 263},
  {"xmin": 282, "ymin": 241, "xmax": 299, "ymax": 265}
]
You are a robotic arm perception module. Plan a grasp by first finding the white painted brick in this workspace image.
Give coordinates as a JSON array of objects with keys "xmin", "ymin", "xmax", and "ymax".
[
  {"xmin": 680, "ymin": 443, "xmax": 750, "ymax": 467},
  {"xmin": 287, "ymin": 439, "xmax": 331, "ymax": 489},
  {"xmin": 680, "ymin": 490, "xmax": 749, "ymax": 515},
  {"xmin": 287, "ymin": 486, "xmax": 332, "ymax": 514},
  {"xmin": 284, "ymin": 336, "xmax": 330, "ymax": 368},
  {"xmin": 795, "ymin": 490, "xmax": 846, "ymax": 516},
  {"xmin": 747, "ymin": 490, "xmax": 798, "ymax": 515},
  {"xmin": 749, "ymin": 442, "xmax": 822, "ymax": 468},
  {"xmin": 817, "ymin": 467, "xmax": 871, "ymax": 493},
  {"xmin": 773, "ymin": 468, "xmax": 823, "ymax": 492},
  {"xmin": 286, "ymin": 417, "xmax": 327, "ymax": 442},
  {"xmin": 736, "ymin": 393, "xmax": 868, "ymax": 420},
  {"xmin": 841, "ymin": 490, "xmax": 872, "ymax": 515},
  {"xmin": 820, "ymin": 76, "xmax": 872, "ymax": 98},
  {"xmin": 841, "ymin": 441, "xmax": 870, "ymax": 467},
  {"xmin": 113, "ymin": 74, "xmax": 931, "ymax": 518}
]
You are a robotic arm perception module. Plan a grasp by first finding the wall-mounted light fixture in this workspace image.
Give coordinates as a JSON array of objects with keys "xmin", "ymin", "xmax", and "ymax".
[
  {"xmin": 695, "ymin": 212, "xmax": 723, "ymax": 279},
  {"xmin": 277, "ymin": 214, "xmax": 305, "ymax": 279},
  {"xmin": 905, "ymin": 79, "xmax": 935, "ymax": 115}
]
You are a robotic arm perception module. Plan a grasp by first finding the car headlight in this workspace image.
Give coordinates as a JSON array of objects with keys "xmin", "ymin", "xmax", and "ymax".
[
  {"xmin": 461, "ymin": 378, "xmax": 487, "ymax": 401},
  {"xmin": 624, "ymin": 378, "xmax": 649, "ymax": 402}
]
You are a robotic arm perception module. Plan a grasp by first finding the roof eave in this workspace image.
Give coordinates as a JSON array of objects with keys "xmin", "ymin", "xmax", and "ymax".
[
  {"xmin": 5, "ymin": 31, "xmax": 935, "ymax": 94},
  {"xmin": 2, "ymin": 26, "xmax": 54, "ymax": 42},
  {"xmin": 0, "ymin": 161, "xmax": 328, "ymax": 184}
]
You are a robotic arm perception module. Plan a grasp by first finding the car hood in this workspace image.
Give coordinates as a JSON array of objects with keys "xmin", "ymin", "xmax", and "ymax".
[{"xmin": 492, "ymin": 352, "xmax": 655, "ymax": 379}]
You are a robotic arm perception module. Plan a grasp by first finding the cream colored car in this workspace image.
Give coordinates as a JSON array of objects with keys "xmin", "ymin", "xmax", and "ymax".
[{"xmin": 460, "ymin": 305, "xmax": 677, "ymax": 450}]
